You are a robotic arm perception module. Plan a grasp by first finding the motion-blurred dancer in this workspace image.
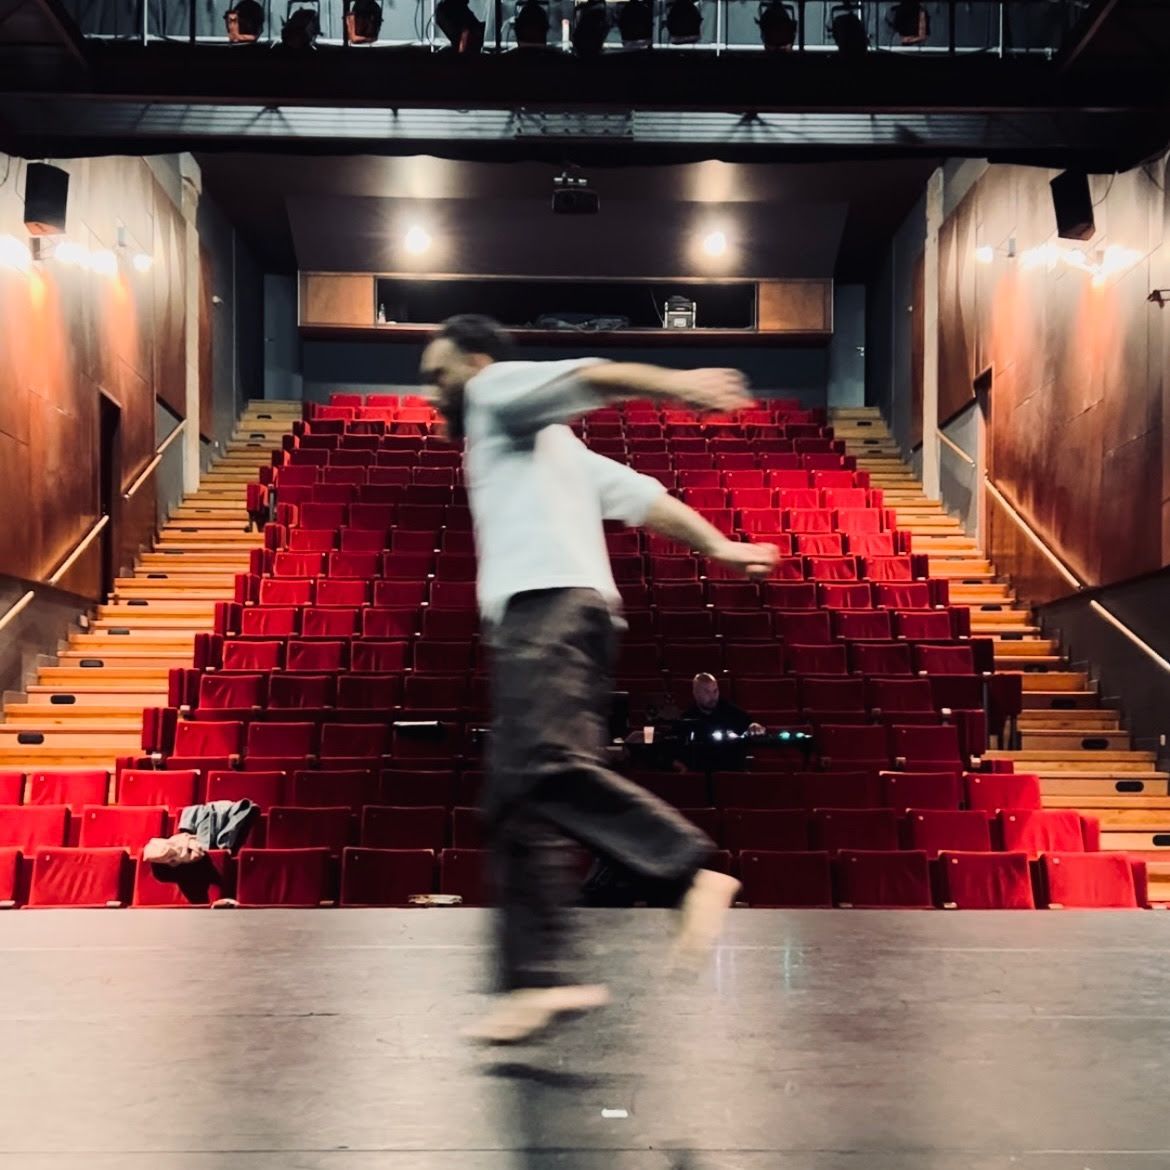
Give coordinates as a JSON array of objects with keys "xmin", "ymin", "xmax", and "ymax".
[{"xmin": 421, "ymin": 316, "xmax": 778, "ymax": 1044}]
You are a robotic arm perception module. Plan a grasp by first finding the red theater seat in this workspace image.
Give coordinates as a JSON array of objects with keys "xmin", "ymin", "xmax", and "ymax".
[
  {"xmin": 722, "ymin": 809, "xmax": 808, "ymax": 852},
  {"xmin": 1040, "ymin": 853, "xmax": 1139, "ymax": 908},
  {"xmin": 0, "ymin": 771, "xmax": 22, "ymax": 804},
  {"xmin": 301, "ymin": 607, "xmax": 360, "ymax": 638},
  {"xmin": 207, "ymin": 770, "xmax": 288, "ymax": 810},
  {"xmin": 711, "ymin": 772, "xmax": 801, "ymax": 810},
  {"xmin": 914, "ymin": 644, "xmax": 975, "ymax": 675},
  {"xmin": 222, "ymin": 639, "xmax": 283, "ymax": 671},
  {"xmin": 78, "ymin": 806, "xmax": 167, "ymax": 850},
  {"xmin": 837, "ymin": 850, "xmax": 932, "ymax": 908},
  {"xmin": 440, "ymin": 848, "xmax": 489, "ymax": 905},
  {"xmin": 133, "ymin": 850, "xmax": 235, "ymax": 907},
  {"xmin": 777, "ymin": 611, "xmax": 832, "ymax": 645},
  {"xmin": 269, "ymin": 673, "xmax": 336, "ymax": 710},
  {"xmin": 337, "ymin": 674, "xmax": 402, "ymax": 711},
  {"xmin": 880, "ymin": 771, "xmax": 961, "ymax": 812},
  {"xmin": 293, "ymin": 769, "xmax": 379, "ymax": 813},
  {"xmin": 28, "ymin": 847, "xmax": 128, "ymax": 907},
  {"xmin": 904, "ymin": 809, "xmax": 992, "ymax": 858},
  {"xmin": 938, "ymin": 851, "xmax": 1035, "ymax": 909},
  {"xmin": 894, "ymin": 611, "xmax": 954, "ymax": 641},
  {"xmin": 361, "ymin": 806, "xmax": 448, "ymax": 850},
  {"xmin": 118, "ymin": 770, "xmax": 201, "ymax": 815},
  {"xmin": 316, "ymin": 579, "xmax": 369, "ymax": 607},
  {"xmin": 965, "ymin": 771, "xmax": 1043, "ymax": 812},
  {"xmin": 798, "ymin": 772, "xmax": 880, "ymax": 810},
  {"xmin": 724, "ymin": 643, "xmax": 785, "ymax": 677},
  {"xmin": 246, "ymin": 721, "xmax": 317, "ymax": 761},
  {"xmin": 340, "ymin": 848, "xmax": 437, "ymax": 906},
  {"xmin": 0, "ymin": 805, "xmax": 69, "ymax": 852},
  {"xmin": 739, "ymin": 851, "xmax": 833, "ymax": 907},
  {"xmin": 267, "ymin": 806, "xmax": 353, "ymax": 853},
  {"xmin": 764, "ymin": 582, "xmax": 818, "ymax": 610},
  {"xmin": 891, "ymin": 724, "xmax": 962, "ymax": 769},
  {"xmin": 236, "ymin": 848, "xmax": 332, "ymax": 906},
  {"xmin": 819, "ymin": 725, "xmax": 888, "ymax": 766},
  {"xmin": 26, "ymin": 770, "xmax": 108, "ymax": 813},
  {"xmin": 850, "ymin": 642, "xmax": 913, "ymax": 676},
  {"xmin": 286, "ymin": 639, "xmax": 347, "ymax": 672},
  {"xmin": 999, "ymin": 810, "xmax": 1092, "ymax": 858},
  {"xmin": 812, "ymin": 808, "xmax": 899, "ymax": 854},
  {"xmin": 834, "ymin": 610, "xmax": 893, "ymax": 642},
  {"xmin": 787, "ymin": 644, "xmax": 848, "ymax": 675},
  {"xmin": 382, "ymin": 770, "xmax": 459, "ymax": 808},
  {"xmin": 197, "ymin": 672, "xmax": 266, "ymax": 713},
  {"xmin": 351, "ymin": 640, "xmax": 409, "ymax": 674},
  {"xmin": 240, "ymin": 607, "xmax": 298, "ymax": 637},
  {"xmin": 0, "ymin": 847, "xmax": 20, "ymax": 905},
  {"xmin": 258, "ymin": 579, "xmax": 313, "ymax": 607}
]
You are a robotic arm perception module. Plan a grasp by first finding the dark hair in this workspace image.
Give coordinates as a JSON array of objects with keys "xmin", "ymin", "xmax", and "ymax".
[{"xmin": 434, "ymin": 314, "xmax": 515, "ymax": 362}]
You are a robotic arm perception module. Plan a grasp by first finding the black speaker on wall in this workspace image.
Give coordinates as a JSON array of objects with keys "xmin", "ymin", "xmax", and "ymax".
[
  {"xmin": 23, "ymin": 163, "xmax": 70, "ymax": 236},
  {"xmin": 1050, "ymin": 169, "xmax": 1095, "ymax": 241}
]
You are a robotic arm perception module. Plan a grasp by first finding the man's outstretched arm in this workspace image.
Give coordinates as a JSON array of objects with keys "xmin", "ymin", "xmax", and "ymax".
[
  {"xmin": 477, "ymin": 359, "xmax": 754, "ymax": 440},
  {"xmin": 643, "ymin": 493, "xmax": 779, "ymax": 581}
]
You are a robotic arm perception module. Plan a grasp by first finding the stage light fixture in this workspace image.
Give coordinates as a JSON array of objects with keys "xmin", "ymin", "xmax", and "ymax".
[
  {"xmin": 0, "ymin": 235, "xmax": 31, "ymax": 273},
  {"xmin": 757, "ymin": 0, "xmax": 796, "ymax": 49},
  {"xmin": 829, "ymin": 3, "xmax": 867, "ymax": 54},
  {"xmin": 514, "ymin": 0, "xmax": 549, "ymax": 45},
  {"xmin": 404, "ymin": 226, "xmax": 432, "ymax": 255},
  {"xmin": 346, "ymin": 0, "xmax": 384, "ymax": 42},
  {"xmin": 552, "ymin": 172, "xmax": 600, "ymax": 214},
  {"xmin": 617, "ymin": 0, "xmax": 652, "ymax": 45},
  {"xmin": 90, "ymin": 249, "xmax": 118, "ymax": 277},
  {"xmin": 665, "ymin": 0, "xmax": 701, "ymax": 43},
  {"xmin": 280, "ymin": 0, "xmax": 321, "ymax": 48},
  {"xmin": 571, "ymin": 0, "xmax": 610, "ymax": 56},
  {"xmin": 889, "ymin": 0, "xmax": 927, "ymax": 43},
  {"xmin": 703, "ymin": 230, "xmax": 727, "ymax": 257},
  {"xmin": 436, "ymin": 0, "xmax": 486, "ymax": 52},
  {"xmin": 224, "ymin": 0, "xmax": 264, "ymax": 40}
]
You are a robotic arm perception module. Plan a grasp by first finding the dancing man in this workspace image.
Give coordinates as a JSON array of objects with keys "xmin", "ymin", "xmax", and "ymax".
[{"xmin": 420, "ymin": 316, "xmax": 779, "ymax": 1044}]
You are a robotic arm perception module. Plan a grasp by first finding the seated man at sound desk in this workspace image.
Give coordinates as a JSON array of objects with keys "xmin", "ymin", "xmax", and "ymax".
[{"xmin": 680, "ymin": 672, "xmax": 766, "ymax": 742}]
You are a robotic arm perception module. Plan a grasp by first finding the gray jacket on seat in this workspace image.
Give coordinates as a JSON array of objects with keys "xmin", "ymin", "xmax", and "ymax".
[{"xmin": 178, "ymin": 800, "xmax": 258, "ymax": 851}]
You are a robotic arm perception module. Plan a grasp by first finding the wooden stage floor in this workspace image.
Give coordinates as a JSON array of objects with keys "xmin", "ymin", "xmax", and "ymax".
[{"xmin": 2, "ymin": 908, "xmax": 1169, "ymax": 1169}]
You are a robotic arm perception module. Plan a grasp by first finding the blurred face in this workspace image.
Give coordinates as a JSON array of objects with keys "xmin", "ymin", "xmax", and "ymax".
[
  {"xmin": 419, "ymin": 338, "xmax": 492, "ymax": 441},
  {"xmin": 693, "ymin": 676, "xmax": 720, "ymax": 712}
]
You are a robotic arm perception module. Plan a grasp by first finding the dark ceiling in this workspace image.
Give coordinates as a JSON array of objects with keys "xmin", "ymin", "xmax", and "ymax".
[{"xmin": 196, "ymin": 154, "xmax": 939, "ymax": 282}]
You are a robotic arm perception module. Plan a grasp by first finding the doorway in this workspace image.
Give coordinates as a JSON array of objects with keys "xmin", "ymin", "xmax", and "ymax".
[{"xmin": 98, "ymin": 394, "xmax": 121, "ymax": 599}]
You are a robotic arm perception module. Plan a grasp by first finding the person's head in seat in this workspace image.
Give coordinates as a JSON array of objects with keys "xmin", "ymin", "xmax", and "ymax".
[{"xmin": 692, "ymin": 672, "xmax": 722, "ymax": 714}]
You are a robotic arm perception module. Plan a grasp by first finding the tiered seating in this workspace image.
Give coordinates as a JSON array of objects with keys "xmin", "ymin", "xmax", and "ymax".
[{"xmin": 1, "ymin": 393, "xmax": 1141, "ymax": 909}]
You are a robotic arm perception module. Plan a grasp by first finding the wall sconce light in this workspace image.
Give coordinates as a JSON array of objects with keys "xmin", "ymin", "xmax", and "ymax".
[{"xmin": 1148, "ymin": 289, "xmax": 1170, "ymax": 307}]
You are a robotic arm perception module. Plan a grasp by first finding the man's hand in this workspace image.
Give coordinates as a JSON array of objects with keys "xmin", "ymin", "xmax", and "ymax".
[
  {"xmin": 662, "ymin": 368, "xmax": 753, "ymax": 414},
  {"xmin": 709, "ymin": 539, "xmax": 780, "ymax": 581}
]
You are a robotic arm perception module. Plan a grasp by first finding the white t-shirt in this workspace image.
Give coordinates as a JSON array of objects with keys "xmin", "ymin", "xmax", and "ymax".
[{"xmin": 462, "ymin": 358, "xmax": 667, "ymax": 625}]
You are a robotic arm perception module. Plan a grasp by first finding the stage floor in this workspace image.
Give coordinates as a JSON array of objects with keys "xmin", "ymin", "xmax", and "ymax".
[{"xmin": 2, "ymin": 908, "xmax": 1170, "ymax": 1169}]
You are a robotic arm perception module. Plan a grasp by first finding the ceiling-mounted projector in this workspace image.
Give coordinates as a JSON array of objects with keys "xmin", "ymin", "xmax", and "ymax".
[{"xmin": 552, "ymin": 173, "xmax": 599, "ymax": 215}]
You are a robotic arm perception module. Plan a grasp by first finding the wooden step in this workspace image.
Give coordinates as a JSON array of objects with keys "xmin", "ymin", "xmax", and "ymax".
[
  {"xmin": 0, "ymin": 747, "xmax": 120, "ymax": 766},
  {"xmin": 67, "ymin": 633, "xmax": 196, "ymax": 652},
  {"xmin": 96, "ymin": 606, "xmax": 216, "ymax": 624},
  {"xmin": 1043, "ymin": 795, "xmax": 1170, "ymax": 813},
  {"xmin": 53, "ymin": 652, "xmax": 192, "ymax": 669},
  {"xmin": 1020, "ymin": 672, "xmax": 1090, "ymax": 692},
  {"xmin": 1018, "ymin": 729, "xmax": 1132, "ymax": 751},
  {"xmin": 39, "ymin": 666, "xmax": 172, "ymax": 683},
  {"xmin": 1020, "ymin": 689, "xmax": 1099, "ymax": 709},
  {"xmin": 1036, "ymin": 776, "xmax": 1170, "ymax": 796},
  {"xmin": 23, "ymin": 687, "xmax": 166, "ymax": 707},
  {"xmin": 0, "ymin": 726, "xmax": 141, "ymax": 749},
  {"xmin": 1099, "ymin": 832, "xmax": 1170, "ymax": 851},
  {"xmin": 964, "ymin": 608, "xmax": 1034, "ymax": 624},
  {"xmin": 989, "ymin": 748, "xmax": 1157, "ymax": 770},
  {"xmin": 1018, "ymin": 710, "xmax": 1119, "ymax": 731},
  {"xmin": 4, "ymin": 704, "xmax": 150, "ymax": 722}
]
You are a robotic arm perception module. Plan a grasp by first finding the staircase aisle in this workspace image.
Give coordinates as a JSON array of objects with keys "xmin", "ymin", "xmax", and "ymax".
[
  {"xmin": 0, "ymin": 401, "xmax": 301, "ymax": 779},
  {"xmin": 831, "ymin": 407, "xmax": 1170, "ymax": 904}
]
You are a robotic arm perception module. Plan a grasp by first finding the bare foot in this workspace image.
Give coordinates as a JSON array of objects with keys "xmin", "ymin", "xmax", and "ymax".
[
  {"xmin": 463, "ymin": 984, "xmax": 611, "ymax": 1045},
  {"xmin": 670, "ymin": 869, "xmax": 741, "ymax": 969}
]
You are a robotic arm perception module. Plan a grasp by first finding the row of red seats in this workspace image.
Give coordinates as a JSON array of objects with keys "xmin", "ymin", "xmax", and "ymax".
[
  {"xmin": 248, "ymin": 552, "xmax": 931, "ymax": 586},
  {"xmin": 0, "ymin": 766, "xmax": 1050, "ymax": 823},
  {"xmin": 233, "ymin": 575, "xmax": 951, "ymax": 612},
  {"xmin": 0, "ymin": 801, "xmax": 1090, "ymax": 858},
  {"xmin": 215, "ymin": 603, "xmax": 967, "ymax": 644},
  {"xmin": 3, "ymin": 845, "xmax": 1145, "ymax": 910}
]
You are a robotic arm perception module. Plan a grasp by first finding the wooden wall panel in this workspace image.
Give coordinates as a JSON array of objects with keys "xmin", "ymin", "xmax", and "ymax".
[
  {"xmin": 965, "ymin": 161, "xmax": 1166, "ymax": 590},
  {"xmin": 0, "ymin": 153, "xmax": 187, "ymax": 599},
  {"xmin": 910, "ymin": 252, "xmax": 924, "ymax": 449},
  {"xmin": 937, "ymin": 190, "xmax": 978, "ymax": 426},
  {"xmin": 757, "ymin": 280, "xmax": 832, "ymax": 333},
  {"xmin": 154, "ymin": 203, "xmax": 186, "ymax": 419},
  {"xmin": 301, "ymin": 273, "xmax": 374, "ymax": 327},
  {"xmin": 200, "ymin": 245, "xmax": 214, "ymax": 440}
]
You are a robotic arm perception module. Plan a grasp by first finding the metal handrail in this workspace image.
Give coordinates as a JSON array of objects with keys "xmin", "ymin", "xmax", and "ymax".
[
  {"xmin": 938, "ymin": 429, "xmax": 975, "ymax": 467},
  {"xmin": 985, "ymin": 475, "xmax": 1170, "ymax": 674},
  {"xmin": 983, "ymin": 477, "xmax": 1083, "ymax": 590},
  {"xmin": 124, "ymin": 420, "xmax": 187, "ymax": 501},
  {"xmin": 0, "ymin": 590, "xmax": 35, "ymax": 635},
  {"xmin": 47, "ymin": 515, "xmax": 109, "ymax": 586}
]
